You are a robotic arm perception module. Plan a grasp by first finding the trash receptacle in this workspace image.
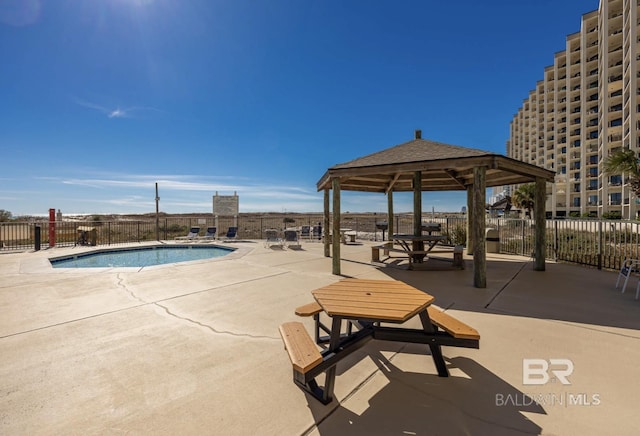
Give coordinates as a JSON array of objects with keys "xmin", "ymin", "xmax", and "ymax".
[{"xmin": 485, "ymin": 228, "xmax": 500, "ymax": 253}]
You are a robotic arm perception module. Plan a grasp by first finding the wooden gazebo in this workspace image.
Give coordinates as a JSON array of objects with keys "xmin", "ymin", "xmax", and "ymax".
[{"xmin": 316, "ymin": 130, "xmax": 556, "ymax": 288}]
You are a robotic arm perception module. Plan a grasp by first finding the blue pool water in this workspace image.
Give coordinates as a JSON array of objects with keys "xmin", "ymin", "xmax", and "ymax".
[{"xmin": 50, "ymin": 245, "xmax": 234, "ymax": 268}]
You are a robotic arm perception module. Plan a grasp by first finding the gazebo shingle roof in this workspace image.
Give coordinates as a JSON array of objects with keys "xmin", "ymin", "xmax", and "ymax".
[
  {"xmin": 317, "ymin": 133, "xmax": 555, "ymax": 193},
  {"xmin": 332, "ymin": 138, "xmax": 488, "ymax": 169}
]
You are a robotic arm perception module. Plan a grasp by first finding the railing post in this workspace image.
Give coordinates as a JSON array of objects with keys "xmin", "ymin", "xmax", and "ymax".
[
  {"xmin": 597, "ymin": 220, "xmax": 603, "ymax": 270},
  {"xmin": 522, "ymin": 220, "xmax": 526, "ymax": 256},
  {"xmin": 554, "ymin": 220, "xmax": 559, "ymax": 261},
  {"xmin": 108, "ymin": 222, "xmax": 111, "ymax": 245},
  {"xmin": 445, "ymin": 217, "xmax": 449, "ymax": 243}
]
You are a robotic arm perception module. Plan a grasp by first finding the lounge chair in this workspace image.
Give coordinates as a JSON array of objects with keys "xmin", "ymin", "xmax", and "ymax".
[
  {"xmin": 175, "ymin": 226, "xmax": 200, "ymax": 241},
  {"xmin": 197, "ymin": 226, "xmax": 217, "ymax": 242},
  {"xmin": 264, "ymin": 229, "xmax": 283, "ymax": 248},
  {"xmin": 616, "ymin": 258, "xmax": 640, "ymax": 294},
  {"xmin": 300, "ymin": 226, "xmax": 311, "ymax": 240},
  {"xmin": 223, "ymin": 227, "xmax": 238, "ymax": 241},
  {"xmin": 284, "ymin": 229, "xmax": 301, "ymax": 249}
]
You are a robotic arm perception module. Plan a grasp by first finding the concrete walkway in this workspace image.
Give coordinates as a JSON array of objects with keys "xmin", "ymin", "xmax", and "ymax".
[{"xmin": 1, "ymin": 240, "xmax": 639, "ymax": 435}]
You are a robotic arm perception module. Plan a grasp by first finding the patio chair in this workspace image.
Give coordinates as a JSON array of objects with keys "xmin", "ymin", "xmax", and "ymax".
[
  {"xmin": 300, "ymin": 225, "xmax": 311, "ymax": 240},
  {"xmin": 264, "ymin": 229, "xmax": 283, "ymax": 248},
  {"xmin": 175, "ymin": 226, "xmax": 200, "ymax": 241},
  {"xmin": 312, "ymin": 225, "xmax": 322, "ymax": 241},
  {"xmin": 198, "ymin": 226, "xmax": 217, "ymax": 242},
  {"xmin": 615, "ymin": 258, "xmax": 640, "ymax": 294},
  {"xmin": 284, "ymin": 229, "xmax": 301, "ymax": 249},
  {"xmin": 223, "ymin": 227, "xmax": 238, "ymax": 241}
]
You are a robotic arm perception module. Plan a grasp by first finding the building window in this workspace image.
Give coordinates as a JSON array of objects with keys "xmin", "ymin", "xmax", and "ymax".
[
  {"xmin": 610, "ymin": 193, "xmax": 622, "ymax": 206},
  {"xmin": 573, "ymin": 197, "xmax": 581, "ymax": 207}
]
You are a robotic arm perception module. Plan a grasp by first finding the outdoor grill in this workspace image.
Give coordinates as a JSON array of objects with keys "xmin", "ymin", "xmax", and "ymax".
[
  {"xmin": 376, "ymin": 222, "xmax": 388, "ymax": 240},
  {"xmin": 422, "ymin": 222, "xmax": 441, "ymax": 234}
]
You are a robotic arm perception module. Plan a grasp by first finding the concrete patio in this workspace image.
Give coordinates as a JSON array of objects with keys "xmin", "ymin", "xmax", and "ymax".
[{"xmin": 1, "ymin": 240, "xmax": 639, "ymax": 435}]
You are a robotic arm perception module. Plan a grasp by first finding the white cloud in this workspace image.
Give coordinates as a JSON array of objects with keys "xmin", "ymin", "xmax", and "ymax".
[
  {"xmin": 74, "ymin": 98, "xmax": 162, "ymax": 119},
  {"xmin": 5, "ymin": 172, "xmax": 469, "ymax": 216},
  {"xmin": 108, "ymin": 108, "xmax": 126, "ymax": 118}
]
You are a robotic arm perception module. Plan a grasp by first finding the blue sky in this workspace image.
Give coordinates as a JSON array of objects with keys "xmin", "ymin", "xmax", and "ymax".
[{"xmin": 0, "ymin": 0, "xmax": 599, "ymax": 216}]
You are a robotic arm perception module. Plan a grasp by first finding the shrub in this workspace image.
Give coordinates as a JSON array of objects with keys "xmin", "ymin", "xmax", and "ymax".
[
  {"xmin": 602, "ymin": 211, "xmax": 622, "ymax": 220},
  {"xmin": 448, "ymin": 224, "xmax": 467, "ymax": 246}
]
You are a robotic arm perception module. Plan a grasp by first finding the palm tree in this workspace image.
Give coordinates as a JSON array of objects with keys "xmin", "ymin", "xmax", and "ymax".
[
  {"xmin": 511, "ymin": 183, "xmax": 536, "ymax": 218},
  {"xmin": 603, "ymin": 149, "xmax": 640, "ymax": 197}
]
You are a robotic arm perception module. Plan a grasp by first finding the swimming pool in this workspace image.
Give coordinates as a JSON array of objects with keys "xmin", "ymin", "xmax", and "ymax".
[{"xmin": 50, "ymin": 245, "xmax": 234, "ymax": 268}]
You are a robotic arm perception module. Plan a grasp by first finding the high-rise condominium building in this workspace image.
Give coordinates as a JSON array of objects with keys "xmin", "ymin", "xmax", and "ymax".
[{"xmin": 508, "ymin": 0, "xmax": 640, "ymax": 218}]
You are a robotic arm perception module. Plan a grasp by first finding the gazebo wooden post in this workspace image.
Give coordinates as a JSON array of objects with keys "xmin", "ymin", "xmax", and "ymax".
[
  {"xmin": 413, "ymin": 172, "xmax": 422, "ymax": 236},
  {"xmin": 412, "ymin": 172, "xmax": 424, "ymax": 261},
  {"xmin": 323, "ymin": 188, "xmax": 330, "ymax": 257},
  {"xmin": 534, "ymin": 176, "xmax": 546, "ymax": 271},
  {"xmin": 472, "ymin": 166, "xmax": 487, "ymax": 288},
  {"xmin": 332, "ymin": 178, "xmax": 341, "ymax": 275},
  {"xmin": 466, "ymin": 186, "xmax": 474, "ymax": 255},
  {"xmin": 387, "ymin": 190, "xmax": 394, "ymax": 241}
]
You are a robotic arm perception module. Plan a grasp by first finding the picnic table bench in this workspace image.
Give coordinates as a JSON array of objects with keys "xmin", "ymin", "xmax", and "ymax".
[
  {"xmin": 371, "ymin": 240, "xmax": 464, "ymax": 269},
  {"xmin": 280, "ymin": 279, "xmax": 480, "ymax": 404}
]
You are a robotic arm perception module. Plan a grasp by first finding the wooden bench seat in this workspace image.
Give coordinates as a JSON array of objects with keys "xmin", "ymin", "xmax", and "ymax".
[
  {"xmin": 427, "ymin": 306, "xmax": 480, "ymax": 340},
  {"xmin": 371, "ymin": 244, "xmax": 409, "ymax": 261},
  {"xmin": 295, "ymin": 301, "xmax": 345, "ymax": 343},
  {"xmin": 279, "ymin": 322, "xmax": 323, "ymax": 373},
  {"xmin": 295, "ymin": 301, "xmax": 322, "ymax": 317}
]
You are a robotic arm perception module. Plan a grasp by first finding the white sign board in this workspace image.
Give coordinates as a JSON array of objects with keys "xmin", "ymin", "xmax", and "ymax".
[{"xmin": 213, "ymin": 193, "xmax": 239, "ymax": 216}]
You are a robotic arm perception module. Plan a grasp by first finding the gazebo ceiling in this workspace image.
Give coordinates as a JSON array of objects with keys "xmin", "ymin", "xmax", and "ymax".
[{"xmin": 317, "ymin": 133, "xmax": 555, "ymax": 193}]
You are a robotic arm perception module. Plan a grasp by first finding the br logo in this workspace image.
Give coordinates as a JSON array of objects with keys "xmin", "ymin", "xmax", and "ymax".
[{"xmin": 522, "ymin": 359, "xmax": 573, "ymax": 385}]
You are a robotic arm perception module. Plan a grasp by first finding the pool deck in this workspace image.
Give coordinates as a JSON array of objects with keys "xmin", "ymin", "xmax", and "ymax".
[{"xmin": 1, "ymin": 240, "xmax": 639, "ymax": 435}]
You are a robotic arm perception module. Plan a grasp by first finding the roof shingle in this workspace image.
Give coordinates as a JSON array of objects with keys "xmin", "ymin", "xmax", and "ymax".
[{"xmin": 332, "ymin": 138, "xmax": 490, "ymax": 169}]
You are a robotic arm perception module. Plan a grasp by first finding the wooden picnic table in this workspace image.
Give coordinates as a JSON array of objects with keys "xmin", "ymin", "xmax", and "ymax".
[
  {"xmin": 392, "ymin": 234, "xmax": 448, "ymax": 267},
  {"xmin": 339, "ymin": 228, "xmax": 356, "ymax": 244},
  {"xmin": 280, "ymin": 279, "xmax": 480, "ymax": 404}
]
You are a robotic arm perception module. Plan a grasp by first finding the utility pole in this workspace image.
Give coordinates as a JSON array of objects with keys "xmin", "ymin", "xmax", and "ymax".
[{"xmin": 155, "ymin": 182, "xmax": 160, "ymax": 241}]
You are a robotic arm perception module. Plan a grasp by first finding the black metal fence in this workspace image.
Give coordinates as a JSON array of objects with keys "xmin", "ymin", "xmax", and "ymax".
[
  {"xmin": 487, "ymin": 217, "xmax": 640, "ymax": 271},
  {"xmin": 1, "ymin": 214, "xmax": 636, "ymax": 271}
]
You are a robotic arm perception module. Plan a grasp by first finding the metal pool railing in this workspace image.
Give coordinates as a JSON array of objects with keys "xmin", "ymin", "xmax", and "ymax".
[{"xmin": 1, "ymin": 215, "xmax": 638, "ymax": 271}]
